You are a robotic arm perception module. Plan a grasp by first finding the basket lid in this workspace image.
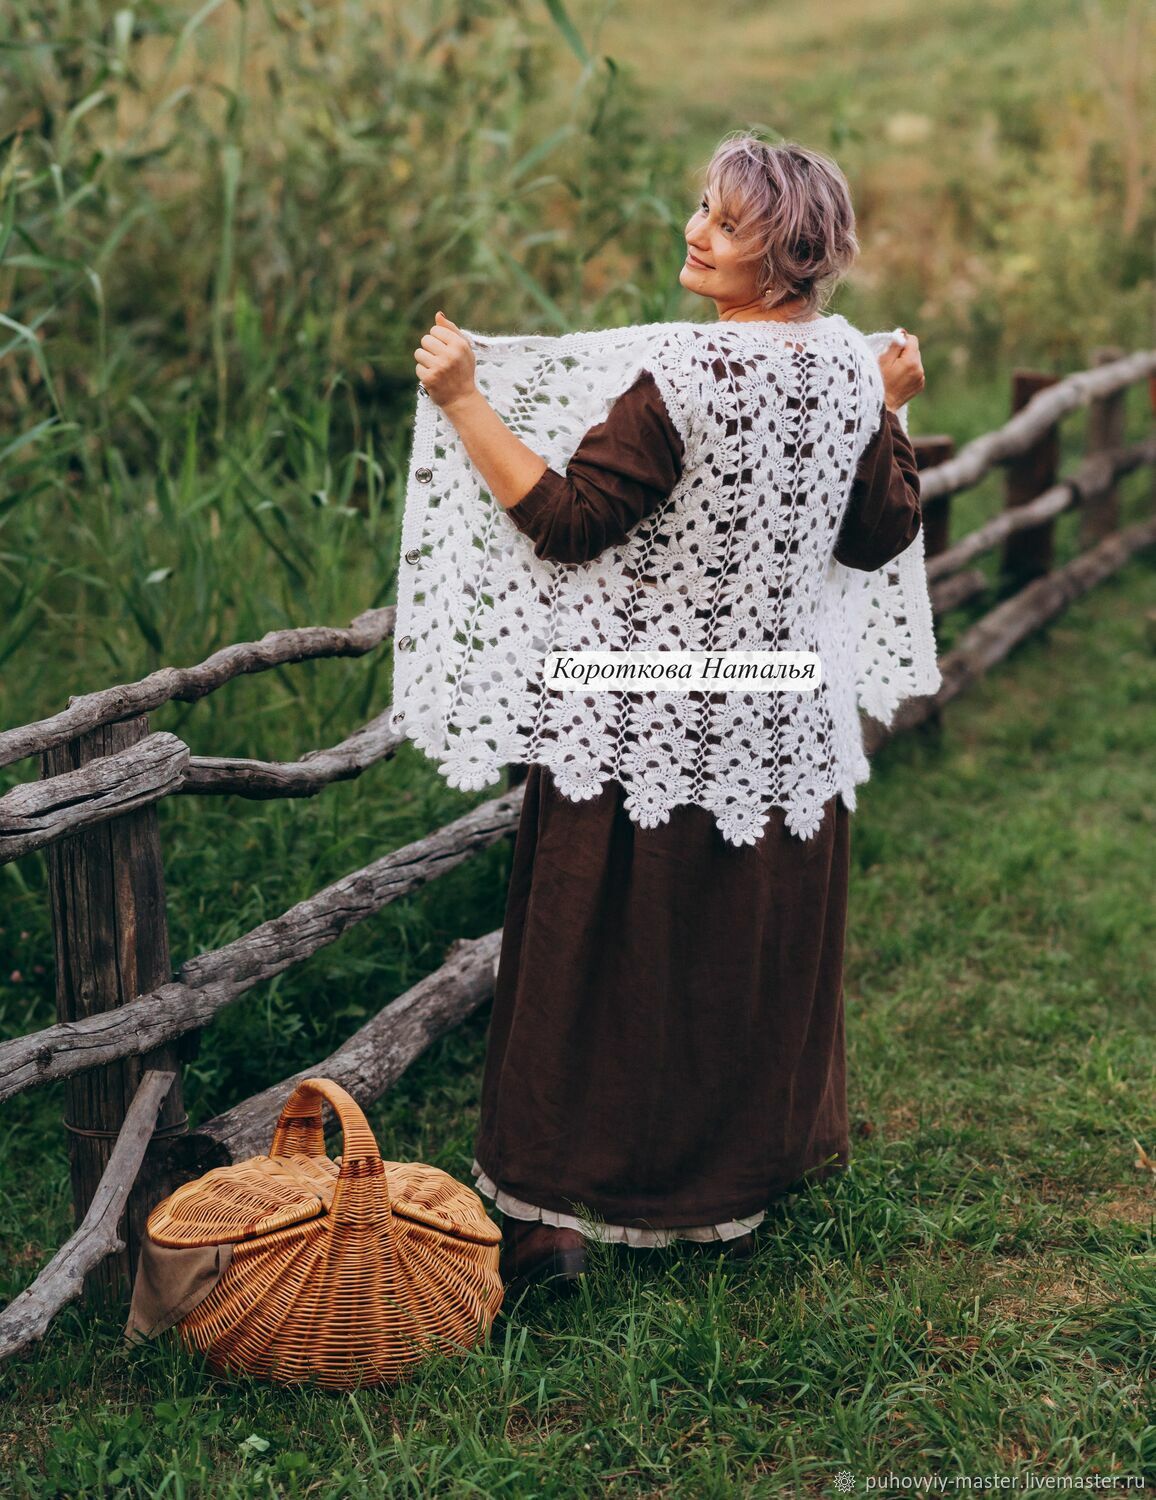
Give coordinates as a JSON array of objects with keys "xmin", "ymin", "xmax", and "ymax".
[
  {"xmin": 148, "ymin": 1154, "xmax": 339, "ymax": 1248},
  {"xmin": 148, "ymin": 1151, "xmax": 501, "ymax": 1250},
  {"xmin": 386, "ymin": 1162, "xmax": 501, "ymax": 1246}
]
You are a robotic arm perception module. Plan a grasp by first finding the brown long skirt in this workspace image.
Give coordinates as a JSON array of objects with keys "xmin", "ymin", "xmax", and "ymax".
[{"xmin": 472, "ymin": 764, "xmax": 853, "ymax": 1234}]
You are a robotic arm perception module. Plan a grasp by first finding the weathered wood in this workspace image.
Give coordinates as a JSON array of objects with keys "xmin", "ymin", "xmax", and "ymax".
[
  {"xmin": 0, "ymin": 783, "xmax": 526, "ymax": 1104},
  {"xmin": 918, "ymin": 349, "xmax": 1156, "ymax": 503},
  {"xmin": 911, "ymin": 435, "xmax": 955, "ymax": 558},
  {"xmin": 42, "ymin": 718, "xmax": 187, "ymax": 1305},
  {"xmin": 1080, "ymin": 347, "xmax": 1128, "ymax": 549},
  {"xmin": 929, "ymin": 480, "xmax": 1076, "ymax": 583},
  {"xmin": 179, "ymin": 706, "xmax": 400, "ymax": 798},
  {"xmin": 864, "ymin": 513, "xmax": 1156, "ymax": 755},
  {"xmin": 1, "ymin": 711, "xmax": 405, "ymax": 866},
  {"xmin": 929, "ymin": 568, "xmax": 988, "ymax": 617},
  {"xmin": 0, "ymin": 1071, "xmax": 174, "ymax": 1361},
  {"xmin": 1002, "ymin": 370, "xmax": 1061, "ymax": 583},
  {"xmin": 926, "ymin": 435, "xmax": 1156, "ymax": 583},
  {"xmin": 0, "ymin": 607, "xmax": 394, "ymax": 771},
  {"xmin": 167, "ymin": 931, "xmax": 503, "ymax": 1173},
  {"xmin": 1, "ymin": 733, "xmax": 188, "ymax": 863}
]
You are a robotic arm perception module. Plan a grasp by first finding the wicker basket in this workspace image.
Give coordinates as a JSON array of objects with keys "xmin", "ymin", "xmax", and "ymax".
[{"xmin": 145, "ymin": 1077, "xmax": 503, "ymax": 1389}]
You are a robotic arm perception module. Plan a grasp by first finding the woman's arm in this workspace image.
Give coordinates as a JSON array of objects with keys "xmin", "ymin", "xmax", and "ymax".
[
  {"xmin": 414, "ymin": 312, "xmax": 685, "ymax": 562},
  {"xmin": 503, "ymin": 371, "xmax": 685, "ymax": 564},
  {"xmin": 832, "ymin": 407, "xmax": 922, "ymax": 571},
  {"xmin": 414, "ymin": 311, "xmax": 548, "ymax": 510},
  {"xmin": 438, "ymin": 389, "xmax": 550, "ymax": 512}
]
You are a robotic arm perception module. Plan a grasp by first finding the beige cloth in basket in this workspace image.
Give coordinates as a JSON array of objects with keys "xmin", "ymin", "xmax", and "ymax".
[
  {"xmin": 126, "ymin": 1240, "xmax": 234, "ymax": 1341},
  {"xmin": 126, "ymin": 1153, "xmax": 340, "ymax": 1340}
]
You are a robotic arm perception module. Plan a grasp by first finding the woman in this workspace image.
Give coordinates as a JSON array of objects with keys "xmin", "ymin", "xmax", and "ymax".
[{"xmin": 412, "ymin": 133, "xmax": 927, "ymax": 1295}]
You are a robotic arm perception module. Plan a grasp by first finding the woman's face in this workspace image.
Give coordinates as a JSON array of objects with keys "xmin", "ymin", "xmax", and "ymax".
[{"xmin": 680, "ymin": 186, "xmax": 762, "ymax": 311}]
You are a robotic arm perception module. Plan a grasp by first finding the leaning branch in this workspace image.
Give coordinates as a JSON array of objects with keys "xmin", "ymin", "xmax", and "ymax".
[
  {"xmin": 0, "ymin": 785, "xmax": 524, "ymax": 1104},
  {"xmin": 0, "ymin": 1070, "xmax": 174, "ymax": 1362},
  {"xmin": 178, "ymin": 706, "xmax": 400, "ymax": 798},
  {"xmin": 169, "ymin": 931, "xmax": 503, "ymax": 1172}
]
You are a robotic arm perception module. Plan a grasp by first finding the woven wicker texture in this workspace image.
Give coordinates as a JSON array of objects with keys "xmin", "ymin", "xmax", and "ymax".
[{"xmin": 145, "ymin": 1078, "xmax": 504, "ymax": 1389}]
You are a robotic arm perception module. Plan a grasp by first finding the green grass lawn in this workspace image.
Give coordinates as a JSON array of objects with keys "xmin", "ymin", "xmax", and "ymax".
[
  {"xmin": 2, "ymin": 523, "xmax": 1152, "ymax": 1494},
  {"xmin": 2, "ymin": 0, "xmax": 1154, "ymax": 1488}
]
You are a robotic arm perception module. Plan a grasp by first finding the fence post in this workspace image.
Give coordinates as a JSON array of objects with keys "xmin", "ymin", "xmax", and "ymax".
[
  {"xmin": 1001, "ymin": 370, "xmax": 1061, "ymax": 586},
  {"xmin": 1080, "ymin": 346, "xmax": 1128, "ymax": 550},
  {"xmin": 40, "ymin": 711, "xmax": 186, "ymax": 1307},
  {"xmin": 1151, "ymin": 373, "xmax": 1156, "ymax": 510},
  {"xmin": 911, "ymin": 435, "xmax": 955, "ymax": 559}
]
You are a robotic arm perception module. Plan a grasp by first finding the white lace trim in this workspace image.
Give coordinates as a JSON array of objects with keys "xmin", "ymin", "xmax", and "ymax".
[
  {"xmin": 393, "ymin": 317, "xmax": 941, "ymax": 848},
  {"xmin": 470, "ymin": 1159, "xmax": 765, "ymax": 1248}
]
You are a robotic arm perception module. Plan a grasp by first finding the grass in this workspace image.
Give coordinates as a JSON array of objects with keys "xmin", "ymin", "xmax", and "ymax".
[
  {"xmin": 2, "ymin": 495, "xmax": 1153, "ymax": 1491},
  {"xmin": 2, "ymin": 0, "xmax": 1155, "ymax": 1489}
]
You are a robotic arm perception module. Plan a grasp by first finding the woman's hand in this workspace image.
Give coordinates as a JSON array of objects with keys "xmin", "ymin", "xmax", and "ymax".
[
  {"xmin": 413, "ymin": 316, "xmax": 550, "ymax": 507},
  {"xmin": 877, "ymin": 330, "xmax": 925, "ymax": 413},
  {"xmin": 415, "ymin": 311, "xmax": 477, "ymax": 412}
]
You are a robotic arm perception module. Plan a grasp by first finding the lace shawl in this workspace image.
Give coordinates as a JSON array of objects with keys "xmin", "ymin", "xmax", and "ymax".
[{"xmin": 390, "ymin": 315, "xmax": 941, "ymax": 845}]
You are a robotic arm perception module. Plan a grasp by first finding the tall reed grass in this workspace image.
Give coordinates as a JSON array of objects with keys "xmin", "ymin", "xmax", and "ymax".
[{"xmin": 0, "ymin": 1, "xmax": 688, "ymax": 716}]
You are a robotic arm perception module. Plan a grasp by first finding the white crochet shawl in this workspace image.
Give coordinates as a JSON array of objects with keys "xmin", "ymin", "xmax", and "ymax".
[{"xmin": 391, "ymin": 314, "xmax": 941, "ymax": 846}]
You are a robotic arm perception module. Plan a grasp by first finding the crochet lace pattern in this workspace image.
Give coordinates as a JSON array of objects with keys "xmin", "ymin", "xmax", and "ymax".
[{"xmin": 391, "ymin": 315, "xmax": 942, "ymax": 846}]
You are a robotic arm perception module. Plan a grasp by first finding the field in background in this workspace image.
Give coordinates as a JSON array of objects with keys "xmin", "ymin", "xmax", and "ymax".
[
  {"xmin": 583, "ymin": 0, "xmax": 1155, "ymax": 369},
  {"xmin": 2, "ymin": 0, "xmax": 1152, "ymax": 721},
  {"xmin": 1, "ymin": 0, "xmax": 1153, "ymax": 1488}
]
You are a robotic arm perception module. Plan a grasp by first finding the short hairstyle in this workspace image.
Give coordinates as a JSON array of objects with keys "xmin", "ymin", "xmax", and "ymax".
[{"xmin": 701, "ymin": 132, "xmax": 860, "ymax": 315}]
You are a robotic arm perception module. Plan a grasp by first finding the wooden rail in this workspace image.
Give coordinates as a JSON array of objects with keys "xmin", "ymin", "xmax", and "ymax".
[
  {"xmin": 0, "ymin": 609, "xmax": 395, "ymax": 770},
  {"xmin": 0, "ymin": 1071, "xmax": 175, "ymax": 1360},
  {"xmin": 1, "ymin": 347, "xmax": 1154, "ymax": 1356},
  {"xmin": 0, "ymin": 787, "xmax": 525, "ymax": 1104}
]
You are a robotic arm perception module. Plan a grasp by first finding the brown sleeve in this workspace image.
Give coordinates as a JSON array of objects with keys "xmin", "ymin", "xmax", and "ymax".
[
  {"xmin": 504, "ymin": 369, "xmax": 685, "ymax": 565},
  {"xmin": 833, "ymin": 408, "xmax": 923, "ymax": 571}
]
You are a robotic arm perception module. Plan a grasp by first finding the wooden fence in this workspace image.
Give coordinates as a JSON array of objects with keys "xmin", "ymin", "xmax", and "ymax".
[{"xmin": 1, "ymin": 348, "xmax": 1155, "ymax": 1361}]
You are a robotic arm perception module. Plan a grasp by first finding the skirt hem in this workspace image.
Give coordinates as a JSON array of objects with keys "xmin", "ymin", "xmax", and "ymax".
[{"xmin": 471, "ymin": 1158, "xmax": 770, "ymax": 1247}]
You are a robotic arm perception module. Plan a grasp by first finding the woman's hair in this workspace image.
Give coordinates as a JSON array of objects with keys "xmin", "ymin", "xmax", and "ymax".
[{"xmin": 701, "ymin": 132, "xmax": 860, "ymax": 315}]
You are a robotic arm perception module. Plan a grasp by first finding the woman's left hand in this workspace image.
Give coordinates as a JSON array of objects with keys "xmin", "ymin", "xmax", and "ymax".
[
  {"xmin": 878, "ymin": 330, "xmax": 924, "ymax": 412},
  {"xmin": 415, "ymin": 312, "xmax": 477, "ymax": 410}
]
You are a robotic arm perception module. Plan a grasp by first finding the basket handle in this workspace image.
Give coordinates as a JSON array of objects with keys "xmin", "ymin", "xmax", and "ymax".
[{"xmin": 268, "ymin": 1077, "xmax": 391, "ymax": 1227}]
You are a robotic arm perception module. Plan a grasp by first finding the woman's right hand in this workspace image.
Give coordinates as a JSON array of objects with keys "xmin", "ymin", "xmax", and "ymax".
[{"xmin": 878, "ymin": 331, "xmax": 925, "ymax": 412}]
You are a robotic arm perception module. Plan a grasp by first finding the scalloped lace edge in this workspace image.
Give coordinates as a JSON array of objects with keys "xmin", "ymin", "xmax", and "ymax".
[{"xmin": 470, "ymin": 1159, "xmax": 765, "ymax": 1247}]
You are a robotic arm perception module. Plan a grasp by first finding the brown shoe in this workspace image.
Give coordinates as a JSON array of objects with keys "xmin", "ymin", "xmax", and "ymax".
[{"xmin": 499, "ymin": 1218, "xmax": 588, "ymax": 1296}]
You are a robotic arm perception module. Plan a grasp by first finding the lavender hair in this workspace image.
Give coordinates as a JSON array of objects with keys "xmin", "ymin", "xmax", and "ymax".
[{"xmin": 701, "ymin": 132, "xmax": 860, "ymax": 315}]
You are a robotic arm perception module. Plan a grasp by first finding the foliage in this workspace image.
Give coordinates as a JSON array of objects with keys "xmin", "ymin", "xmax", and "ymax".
[{"xmin": 1, "ymin": 0, "xmax": 1154, "ymax": 1488}]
